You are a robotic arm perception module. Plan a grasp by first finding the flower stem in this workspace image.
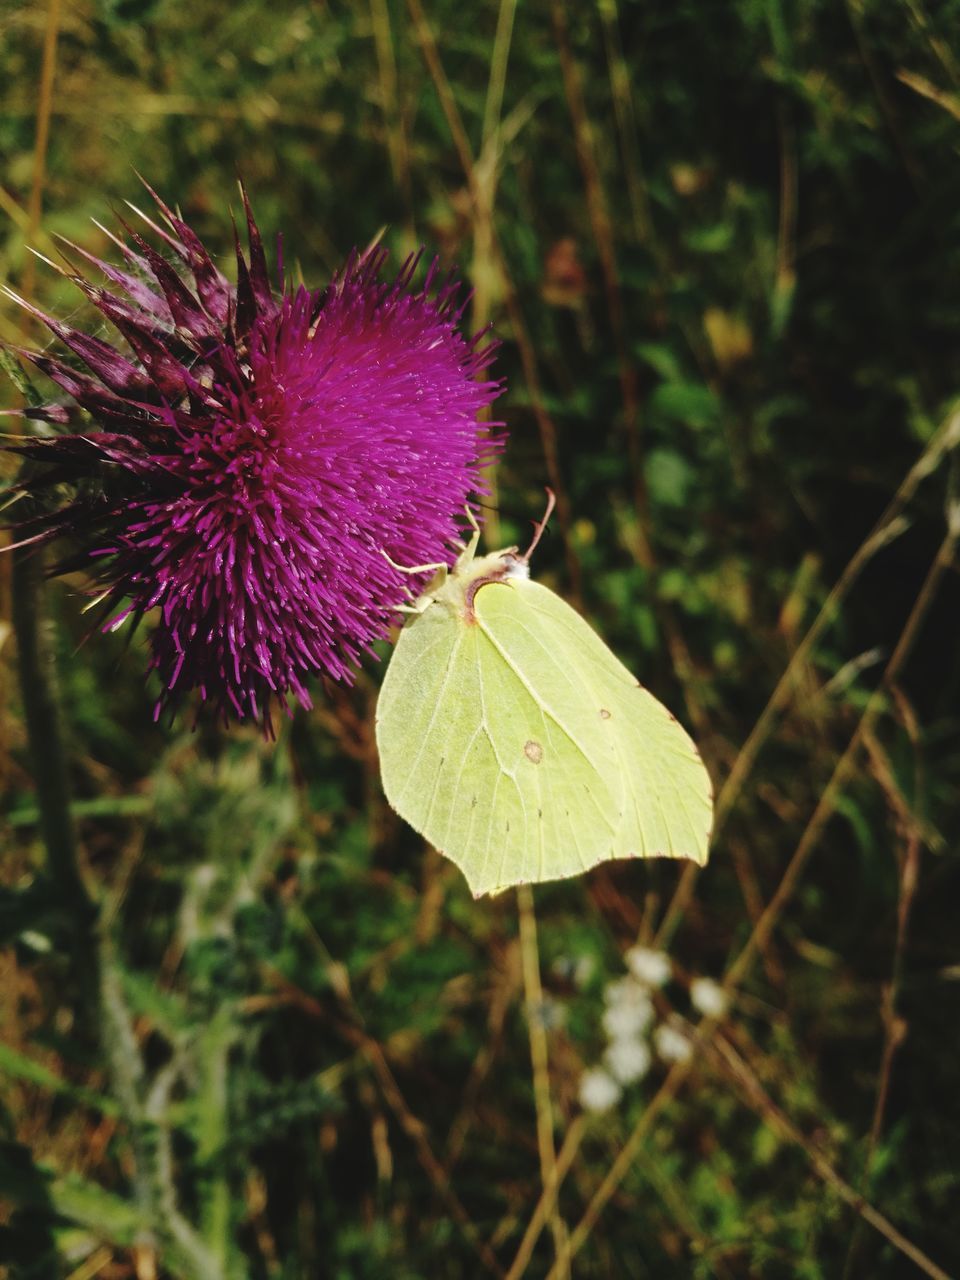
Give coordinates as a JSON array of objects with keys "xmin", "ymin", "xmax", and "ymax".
[
  {"xmin": 11, "ymin": 541, "xmax": 100, "ymax": 1027},
  {"xmin": 11, "ymin": 545, "xmax": 222, "ymax": 1277}
]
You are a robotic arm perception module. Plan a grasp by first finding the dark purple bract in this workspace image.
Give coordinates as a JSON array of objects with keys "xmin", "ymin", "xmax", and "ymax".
[{"xmin": 4, "ymin": 186, "xmax": 503, "ymax": 729}]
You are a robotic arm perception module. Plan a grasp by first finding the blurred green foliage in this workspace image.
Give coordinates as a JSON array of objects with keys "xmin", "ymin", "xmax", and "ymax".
[{"xmin": 2, "ymin": 0, "xmax": 960, "ymax": 1276}]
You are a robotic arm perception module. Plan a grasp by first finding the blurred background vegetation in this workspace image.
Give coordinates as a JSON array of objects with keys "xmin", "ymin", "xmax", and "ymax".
[{"xmin": 2, "ymin": 0, "xmax": 960, "ymax": 1276}]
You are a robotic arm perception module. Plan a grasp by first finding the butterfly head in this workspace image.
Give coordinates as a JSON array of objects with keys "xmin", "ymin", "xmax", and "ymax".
[{"xmin": 500, "ymin": 553, "xmax": 531, "ymax": 581}]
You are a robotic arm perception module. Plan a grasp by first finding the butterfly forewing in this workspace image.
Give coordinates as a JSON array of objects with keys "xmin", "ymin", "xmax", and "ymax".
[{"xmin": 377, "ymin": 582, "xmax": 623, "ymax": 896}]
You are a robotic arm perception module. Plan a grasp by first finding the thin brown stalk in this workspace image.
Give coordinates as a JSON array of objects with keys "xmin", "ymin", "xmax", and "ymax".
[
  {"xmin": 368, "ymin": 0, "xmax": 413, "ymax": 223},
  {"xmin": 261, "ymin": 956, "xmax": 504, "ymax": 1277},
  {"xmin": 9, "ymin": 360, "xmax": 98, "ymax": 1016},
  {"xmin": 404, "ymin": 0, "xmax": 518, "ymax": 545},
  {"xmin": 517, "ymin": 885, "xmax": 570, "ymax": 1276},
  {"xmin": 902, "ymin": 0, "xmax": 960, "ymax": 87},
  {"xmin": 11, "ymin": 548, "xmax": 90, "ymax": 920},
  {"xmin": 843, "ymin": 701, "xmax": 926, "ymax": 1279},
  {"xmin": 404, "ymin": 0, "xmax": 708, "ymax": 757},
  {"xmin": 656, "ymin": 408, "xmax": 960, "ymax": 948},
  {"xmin": 0, "ymin": 185, "xmax": 58, "ymax": 255},
  {"xmin": 725, "ymin": 521, "xmax": 957, "ymax": 990},
  {"xmin": 504, "ymin": 1117, "xmax": 586, "ymax": 1280},
  {"xmin": 537, "ymin": 518, "xmax": 957, "ymax": 1276},
  {"xmin": 631, "ymin": 1145, "xmax": 737, "ymax": 1280},
  {"xmin": 542, "ymin": 1060, "xmax": 688, "ymax": 1277},
  {"xmin": 481, "ymin": 0, "xmax": 518, "ymax": 156},
  {"xmin": 492, "ymin": 240, "xmax": 582, "ymax": 604},
  {"xmin": 355, "ymin": 1029, "xmax": 506, "ymax": 1277},
  {"xmin": 470, "ymin": 0, "xmax": 518, "ymax": 545},
  {"xmin": 2, "ymin": 0, "xmax": 62, "ymax": 778},
  {"xmin": 846, "ymin": 1, "xmax": 925, "ymax": 188},
  {"xmin": 773, "ymin": 101, "xmax": 798, "ymax": 332},
  {"xmin": 404, "ymin": 0, "xmax": 475, "ymax": 181},
  {"xmin": 471, "ymin": 0, "xmax": 518, "ymax": 332},
  {"xmin": 708, "ymin": 1034, "xmax": 951, "ymax": 1280},
  {"xmin": 404, "ymin": 0, "xmax": 583, "ymax": 578},
  {"xmin": 611, "ymin": 487, "xmax": 712, "ymax": 735},
  {"xmin": 595, "ymin": 0, "xmax": 653, "ymax": 245},
  {"xmin": 22, "ymin": 0, "xmax": 63, "ymax": 309},
  {"xmin": 6, "ymin": 94, "xmax": 345, "ymax": 133},
  {"xmin": 895, "ymin": 68, "xmax": 960, "ymax": 123},
  {"xmin": 550, "ymin": 3, "xmax": 631, "ymax": 409},
  {"xmin": 767, "ymin": 0, "xmax": 798, "ymax": 327},
  {"xmin": 550, "ymin": 1, "xmax": 649, "ymax": 576},
  {"xmin": 444, "ymin": 944, "xmax": 520, "ymax": 1171},
  {"xmin": 729, "ymin": 836, "xmax": 785, "ymax": 989}
]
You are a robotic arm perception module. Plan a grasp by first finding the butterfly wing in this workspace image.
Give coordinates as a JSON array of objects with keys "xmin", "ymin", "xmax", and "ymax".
[
  {"xmin": 376, "ymin": 584, "xmax": 624, "ymax": 896},
  {"xmin": 474, "ymin": 578, "xmax": 713, "ymax": 870}
]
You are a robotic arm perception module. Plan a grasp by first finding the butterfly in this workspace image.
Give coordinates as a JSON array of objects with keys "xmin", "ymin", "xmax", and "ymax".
[{"xmin": 376, "ymin": 493, "xmax": 713, "ymax": 897}]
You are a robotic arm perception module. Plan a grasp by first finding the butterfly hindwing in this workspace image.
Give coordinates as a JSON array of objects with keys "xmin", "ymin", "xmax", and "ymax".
[{"xmin": 484, "ymin": 579, "xmax": 712, "ymax": 866}]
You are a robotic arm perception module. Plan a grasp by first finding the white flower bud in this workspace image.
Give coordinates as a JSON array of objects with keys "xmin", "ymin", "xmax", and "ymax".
[
  {"xmin": 690, "ymin": 977, "xmax": 728, "ymax": 1018},
  {"xmin": 604, "ymin": 1036, "xmax": 652, "ymax": 1085},
  {"xmin": 654, "ymin": 1022, "xmax": 693, "ymax": 1064},
  {"xmin": 579, "ymin": 1067, "xmax": 622, "ymax": 1114},
  {"xmin": 602, "ymin": 992, "xmax": 654, "ymax": 1040},
  {"xmin": 625, "ymin": 945, "xmax": 672, "ymax": 988}
]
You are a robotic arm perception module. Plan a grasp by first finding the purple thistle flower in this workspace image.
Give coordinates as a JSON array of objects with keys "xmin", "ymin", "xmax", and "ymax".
[{"xmin": 3, "ymin": 186, "xmax": 503, "ymax": 729}]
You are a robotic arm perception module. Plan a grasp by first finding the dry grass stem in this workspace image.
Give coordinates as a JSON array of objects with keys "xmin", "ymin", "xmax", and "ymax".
[{"xmin": 517, "ymin": 884, "xmax": 570, "ymax": 1276}]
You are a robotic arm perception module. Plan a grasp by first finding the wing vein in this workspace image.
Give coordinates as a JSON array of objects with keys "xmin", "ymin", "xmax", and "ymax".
[{"xmin": 391, "ymin": 622, "xmax": 465, "ymax": 809}]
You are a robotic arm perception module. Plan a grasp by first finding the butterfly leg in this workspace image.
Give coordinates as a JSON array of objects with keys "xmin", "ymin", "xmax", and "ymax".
[
  {"xmin": 381, "ymin": 549, "xmax": 448, "ymax": 613},
  {"xmin": 380, "ymin": 549, "xmax": 448, "ymax": 576},
  {"xmin": 452, "ymin": 505, "xmax": 484, "ymax": 569}
]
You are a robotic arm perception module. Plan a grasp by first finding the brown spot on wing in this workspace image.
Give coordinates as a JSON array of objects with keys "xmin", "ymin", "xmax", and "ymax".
[{"xmin": 524, "ymin": 740, "xmax": 544, "ymax": 764}]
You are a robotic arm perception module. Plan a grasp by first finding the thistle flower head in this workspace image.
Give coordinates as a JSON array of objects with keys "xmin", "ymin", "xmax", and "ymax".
[{"xmin": 3, "ymin": 185, "xmax": 502, "ymax": 728}]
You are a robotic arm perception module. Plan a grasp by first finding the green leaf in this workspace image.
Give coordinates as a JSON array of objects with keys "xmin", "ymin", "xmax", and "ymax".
[
  {"xmin": 0, "ymin": 1043, "xmax": 118, "ymax": 1117},
  {"xmin": 647, "ymin": 448, "xmax": 695, "ymax": 507},
  {"xmin": 683, "ymin": 222, "xmax": 735, "ymax": 253},
  {"xmin": 650, "ymin": 382, "xmax": 721, "ymax": 429},
  {"xmin": 635, "ymin": 342, "xmax": 683, "ymax": 382}
]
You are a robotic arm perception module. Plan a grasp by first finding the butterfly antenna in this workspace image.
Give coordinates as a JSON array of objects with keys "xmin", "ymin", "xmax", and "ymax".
[{"xmin": 519, "ymin": 488, "xmax": 556, "ymax": 564}]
